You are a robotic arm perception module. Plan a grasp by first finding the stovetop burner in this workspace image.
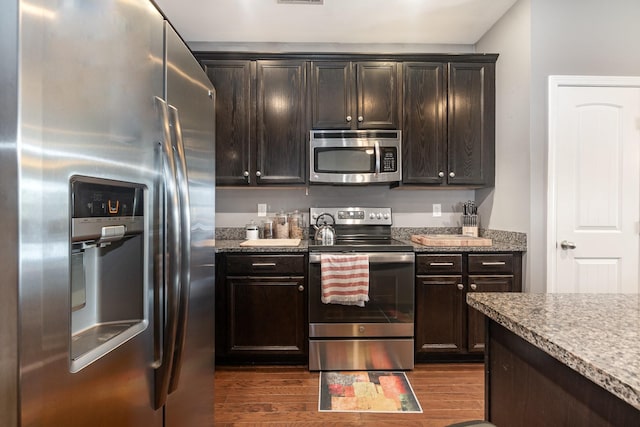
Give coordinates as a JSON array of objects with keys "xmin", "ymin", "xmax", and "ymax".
[{"xmin": 308, "ymin": 206, "xmax": 414, "ymax": 252}]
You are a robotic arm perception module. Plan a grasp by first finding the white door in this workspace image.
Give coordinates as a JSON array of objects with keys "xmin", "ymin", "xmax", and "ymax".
[{"xmin": 547, "ymin": 76, "xmax": 640, "ymax": 293}]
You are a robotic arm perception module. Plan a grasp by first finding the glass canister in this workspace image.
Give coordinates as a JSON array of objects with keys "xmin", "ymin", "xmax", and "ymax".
[
  {"xmin": 245, "ymin": 220, "xmax": 259, "ymax": 240},
  {"xmin": 262, "ymin": 220, "xmax": 273, "ymax": 239},
  {"xmin": 273, "ymin": 211, "xmax": 289, "ymax": 239},
  {"xmin": 288, "ymin": 210, "xmax": 304, "ymax": 239}
]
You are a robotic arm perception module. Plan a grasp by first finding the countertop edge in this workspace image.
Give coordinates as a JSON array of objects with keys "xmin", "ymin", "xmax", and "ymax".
[
  {"xmin": 467, "ymin": 294, "xmax": 640, "ymax": 411},
  {"xmin": 214, "ymin": 239, "xmax": 526, "ymax": 253}
]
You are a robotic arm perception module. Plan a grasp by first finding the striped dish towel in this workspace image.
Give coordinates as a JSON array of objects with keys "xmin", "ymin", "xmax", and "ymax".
[{"xmin": 320, "ymin": 254, "xmax": 370, "ymax": 307}]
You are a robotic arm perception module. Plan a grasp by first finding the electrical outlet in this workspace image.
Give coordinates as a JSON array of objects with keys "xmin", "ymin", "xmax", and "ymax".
[
  {"xmin": 433, "ymin": 204, "xmax": 442, "ymax": 217},
  {"xmin": 257, "ymin": 203, "xmax": 267, "ymax": 217}
]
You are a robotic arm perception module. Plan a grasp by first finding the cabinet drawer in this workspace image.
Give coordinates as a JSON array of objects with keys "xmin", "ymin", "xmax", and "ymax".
[
  {"xmin": 226, "ymin": 254, "xmax": 305, "ymax": 275},
  {"xmin": 468, "ymin": 254, "xmax": 513, "ymax": 274},
  {"xmin": 416, "ymin": 254, "xmax": 462, "ymax": 274}
]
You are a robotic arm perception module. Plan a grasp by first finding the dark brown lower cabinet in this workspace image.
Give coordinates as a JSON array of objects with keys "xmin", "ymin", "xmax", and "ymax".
[
  {"xmin": 216, "ymin": 253, "xmax": 308, "ymax": 364},
  {"xmin": 486, "ymin": 322, "xmax": 639, "ymax": 426},
  {"xmin": 415, "ymin": 252, "xmax": 522, "ymax": 361}
]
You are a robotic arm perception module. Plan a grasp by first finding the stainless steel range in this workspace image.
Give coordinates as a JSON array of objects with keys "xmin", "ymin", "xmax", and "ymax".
[{"xmin": 308, "ymin": 207, "xmax": 415, "ymax": 371}]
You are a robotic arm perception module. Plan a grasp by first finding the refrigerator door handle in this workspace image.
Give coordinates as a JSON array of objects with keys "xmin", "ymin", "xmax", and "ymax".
[
  {"xmin": 167, "ymin": 104, "xmax": 191, "ymax": 394},
  {"xmin": 153, "ymin": 96, "xmax": 182, "ymax": 410}
]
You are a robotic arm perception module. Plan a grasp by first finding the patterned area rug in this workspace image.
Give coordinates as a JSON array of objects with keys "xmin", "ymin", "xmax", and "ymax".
[{"xmin": 318, "ymin": 371, "xmax": 423, "ymax": 413}]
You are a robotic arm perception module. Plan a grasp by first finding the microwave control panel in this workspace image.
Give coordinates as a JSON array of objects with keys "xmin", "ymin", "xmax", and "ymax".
[{"xmin": 380, "ymin": 147, "xmax": 397, "ymax": 172}]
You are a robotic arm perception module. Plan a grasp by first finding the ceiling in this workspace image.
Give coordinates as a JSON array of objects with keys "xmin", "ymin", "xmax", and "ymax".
[{"xmin": 154, "ymin": 0, "xmax": 519, "ymax": 46}]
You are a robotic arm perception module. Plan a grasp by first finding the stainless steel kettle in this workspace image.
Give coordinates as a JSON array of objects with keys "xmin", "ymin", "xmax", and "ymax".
[{"xmin": 313, "ymin": 213, "xmax": 336, "ymax": 245}]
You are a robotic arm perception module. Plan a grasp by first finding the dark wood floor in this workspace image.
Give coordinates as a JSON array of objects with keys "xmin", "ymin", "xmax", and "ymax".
[{"xmin": 214, "ymin": 363, "xmax": 485, "ymax": 426}]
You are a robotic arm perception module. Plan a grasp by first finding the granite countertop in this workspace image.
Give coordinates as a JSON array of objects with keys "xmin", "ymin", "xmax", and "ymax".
[
  {"xmin": 467, "ymin": 292, "xmax": 640, "ymax": 411},
  {"xmin": 215, "ymin": 228, "xmax": 527, "ymax": 253},
  {"xmin": 214, "ymin": 238, "xmax": 524, "ymax": 253},
  {"xmin": 215, "ymin": 239, "xmax": 309, "ymax": 253},
  {"xmin": 405, "ymin": 240, "xmax": 526, "ymax": 253}
]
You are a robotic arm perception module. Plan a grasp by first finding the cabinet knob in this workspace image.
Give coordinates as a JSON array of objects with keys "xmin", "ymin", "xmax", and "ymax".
[
  {"xmin": 449, "ymin": 172, "xmax": 456, "ymax": 178},
  {"xmin": 357, "ymin": 116, "xmax": 364, "ymax": 122},
  {"xmin": 470, "ymin": 284, "xmax": 477, "ymax": 291},
  {"xmin": 298, "ymin": 285, "xmax": 304, "ymax": 292},
  {"xmin": 243, "ymin": 170, "xmax": 249, "ymax": 177},
  {"xmin": 256, "ymin": 170, "xmax": 262, "ymax": 177},
  {"xmin": 346, "ymin": 115, "xmax": 352, "ymax": 122},
  {"xmin": 438, "ymin": 171, "xmax": 445, "ymax": 178},
  {"xmin": 457, "ymin": 283, "xmax": 464, "ymax": 290}
]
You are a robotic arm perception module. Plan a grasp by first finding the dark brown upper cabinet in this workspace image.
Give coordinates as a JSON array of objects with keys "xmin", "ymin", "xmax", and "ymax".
[
  {"xmin": 402, "ymin": 60, "xmax": 496, "ymax": 187},
  {"xmin": 202, "ymin": 59, "xmax": 308, "ymax": 186},
  {"xmin": 202, "ymin": 60, "xmax": 253, "ymax": 186},
  {"xmin": 310, "ymin": 61, "xmax": 400, "ymax": 130},
  {"xmin": 402, "ymin": 62, "xmax": 447, "ymax": 184}
]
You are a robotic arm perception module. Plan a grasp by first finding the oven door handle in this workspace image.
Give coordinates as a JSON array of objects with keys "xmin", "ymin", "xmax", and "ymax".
[{"xmin": 309, "ymin": 253, "xmax": 414, "ymax": 264}]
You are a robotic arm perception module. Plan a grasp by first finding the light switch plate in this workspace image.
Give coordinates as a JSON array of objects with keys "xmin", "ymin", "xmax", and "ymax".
[
  {"xmin": 433, "ymin": 204, "xmax": 442, "ymax": 217},
  {"xmin": 257, "ymin": 203, "xmax": 267, "ymax": 217}
]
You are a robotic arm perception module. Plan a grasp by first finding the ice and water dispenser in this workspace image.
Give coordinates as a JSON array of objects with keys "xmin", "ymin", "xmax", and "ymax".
[{"xmin": 69, "ymin": 177, "xmax": 147, "ymax": 372}]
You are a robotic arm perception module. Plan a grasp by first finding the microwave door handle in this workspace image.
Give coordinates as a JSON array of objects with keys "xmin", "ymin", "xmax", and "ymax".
[{"xmin": 374, "ymin": 141, "xmax": 381, "ymax": 176}]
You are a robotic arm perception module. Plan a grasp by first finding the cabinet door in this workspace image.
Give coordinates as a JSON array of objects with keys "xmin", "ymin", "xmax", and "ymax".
[
  {"xmin": 310, "ymin": 61, "xmax": 353, "ymax": 129},
  {"xmin": 402, "ymin": 62, "xmax": 446, "ymax": 184},
  {"xmin": 202, "ymin": 60, "xmax": 254, "ymax": 186},
  {"xmin": 256, "ymin": 60, "xmax": 308, "ymax": 184},
  {"xmin": 356, "ymin": 62, "xmax": 400, "ymax": 129},
  {"xmin": 415, "ymin": 275, "xmax": 464, "ymax": 354},
  {"xmin": 466, "ymin": 275, "xmax": 513, "ymax": 352},
  {"xmin": 227, "ymin": 276, "xmax": 307, "ymax": 357},
  {"xmin": 447, "ymin": 62, "xmax": 495, "ymax": 185}
]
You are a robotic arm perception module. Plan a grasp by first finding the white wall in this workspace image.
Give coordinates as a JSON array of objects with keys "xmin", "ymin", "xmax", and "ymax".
[
  {"xmin": 216, "ymin": 186, "xmax": 474, "ymax": 228},
  {"xmin": 474, "ymin": 0, "xmax": 531, "ymax": 286},
  {"xmin": 528, "ymin": 0, "xmax": 640, "ymax": 292}
]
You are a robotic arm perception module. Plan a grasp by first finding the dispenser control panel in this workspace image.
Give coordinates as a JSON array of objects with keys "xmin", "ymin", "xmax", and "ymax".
[{"xmin": 70, "ymin": 178, "xmax": 145, "ymax": 242}]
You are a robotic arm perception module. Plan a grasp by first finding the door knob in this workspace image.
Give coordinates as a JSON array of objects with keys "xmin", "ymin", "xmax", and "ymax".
[{"xmin": 560, "ymin": 240, "xmax": 576, "ymax": 250}]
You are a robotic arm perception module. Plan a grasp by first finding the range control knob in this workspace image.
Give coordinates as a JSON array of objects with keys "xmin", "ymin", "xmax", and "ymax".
[
  {"xmin": 376, "ymin": 213, "xmax": 382, "ymax": 219},
  {"xmin": 383, "ymin": 213, "xmax": 389, "ymax": 219},
  {"xmin": 369, "ymin": 213, "xmax": 375, "ymax": 219}
]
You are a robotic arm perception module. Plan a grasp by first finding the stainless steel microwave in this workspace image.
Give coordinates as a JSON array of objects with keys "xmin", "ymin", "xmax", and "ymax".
[{"xmin": 309, "ymin": 130, "xmax": 402, "ymax": 184}]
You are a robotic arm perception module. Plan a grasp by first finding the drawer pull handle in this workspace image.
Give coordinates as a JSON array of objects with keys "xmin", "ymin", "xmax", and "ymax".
[
  {"xmin": 430, "ymin": 262, "xmax": 454, "ymax": 266},
  {"xmin": 482, "ymin": 261, "xmax": 506, "ymax": 266},
  {"xmin": 251, "ymin": 262, "xmax": 276, "ymax": 267}
]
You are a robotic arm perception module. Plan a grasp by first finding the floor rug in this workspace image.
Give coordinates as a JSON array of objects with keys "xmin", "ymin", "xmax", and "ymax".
[{"xmin": 318, "ymin": 371, "xmax": 423, "ymax": 413}]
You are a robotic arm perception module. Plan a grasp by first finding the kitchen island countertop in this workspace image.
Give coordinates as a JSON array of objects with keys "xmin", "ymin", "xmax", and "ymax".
[{"xmin": 467, "ymin": 292, "xmax": 640, "ymax": 411}]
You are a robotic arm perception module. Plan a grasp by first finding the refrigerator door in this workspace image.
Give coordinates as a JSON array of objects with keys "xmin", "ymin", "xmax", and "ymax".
[
  {"xmin": 15, "ymin": 1, "xmax": 163, "ymax": 426},
  {"xmin": 163, "ymin": 23, "xmax": 216, "ymax": 426}
]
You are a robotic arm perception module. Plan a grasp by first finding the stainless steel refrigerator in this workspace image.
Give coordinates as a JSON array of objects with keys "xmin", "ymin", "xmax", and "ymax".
[{"xmin": 0, "ymin": 1, "xmax": 215, "ymax": 426}]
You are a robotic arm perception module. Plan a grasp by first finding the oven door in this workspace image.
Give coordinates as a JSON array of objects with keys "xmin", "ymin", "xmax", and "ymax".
[{"xmin": 308, "ymin": 252, "xmax": 415, "ymax": 338}]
